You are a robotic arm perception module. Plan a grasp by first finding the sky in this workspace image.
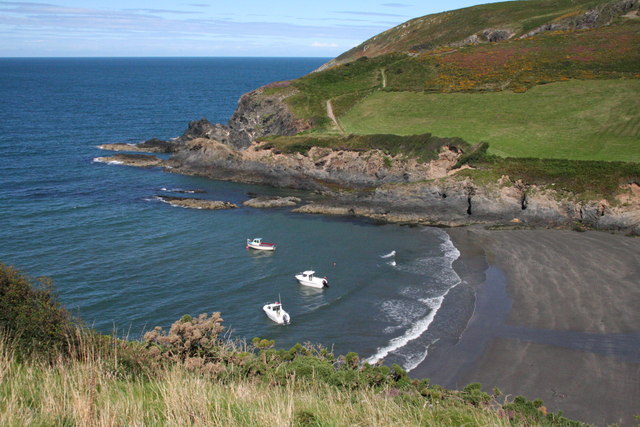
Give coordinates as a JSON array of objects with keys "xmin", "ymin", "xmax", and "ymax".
[{"xmin": 0, "ymin": 0, "xmax": 498, "ymax": 57}]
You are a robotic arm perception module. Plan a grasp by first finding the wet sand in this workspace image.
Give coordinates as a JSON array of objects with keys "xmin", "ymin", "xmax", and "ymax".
[{"xmin": 413, "ymin": 227, "xmax": 640, "ymax": 426}]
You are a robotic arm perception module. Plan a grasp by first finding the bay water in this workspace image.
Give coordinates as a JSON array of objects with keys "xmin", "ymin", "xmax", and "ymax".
[{"xmin": 0, "ymin": 58, "xmax": 465, "ymax": 371}]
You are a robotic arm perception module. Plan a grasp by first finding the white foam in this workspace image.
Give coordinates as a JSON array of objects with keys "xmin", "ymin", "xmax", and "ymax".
[
  {"xmin": 366, "ymin": 231, "xmax": 461, "ymax": 370},
  {"xmin": 154, "ymin": 196, "xmax": 203, "ymax": 209},
  {"xmin": 366, "ymin": 294, "xmax": 444, "ymax": 366},
  {"xmin": 92, "ymin": 157, "xmax": 123, "ymax": 165},
  {"xmin": 381, "ymin": 299, "xmax": 428, "ymax": 326},
  {"xmin": 381, "ymin": 250, "xmax": 396, "ymax": 259},
  {"xmin": 160, "ymin": 187, "xmax": 197, "ymax": 193}
]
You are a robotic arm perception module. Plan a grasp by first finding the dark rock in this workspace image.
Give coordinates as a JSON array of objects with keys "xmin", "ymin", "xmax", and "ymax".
[{"xmin": 138, "ymin": 138, "xmax": 180, "ymax": 153}]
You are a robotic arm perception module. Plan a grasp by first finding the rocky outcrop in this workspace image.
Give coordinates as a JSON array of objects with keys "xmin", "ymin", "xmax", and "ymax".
[
  {"xmin": 292, "ymin": 178, "xmax": 640, "ymax": 233},
  {"xmin": 155, "ymin": 195, "xmax": 238, "ymax": 210},
  {"xmin": 242, "ymin": 196, "xmax": 302, "ymax": 208},
  {"xmin": 521, "ymin": 0, "xmax": 639, "ymax": 38},
  {"xmin": 98, "ymin": 83, "xmax": 311, "ymax": 154},
  {"xmin": 167, "ymin": 139, "xmax": 464, "ymax": 190},
  {"xmin": 225, "ymin": 85, "xmax": 312, "ymax": 149},
  {"xmin": 93, "ymin": 153, "xmax": 164, "ymax": 167},
  {"xmin": 98, "ymin": 135, "xmax": 639, "ymax": 233}
]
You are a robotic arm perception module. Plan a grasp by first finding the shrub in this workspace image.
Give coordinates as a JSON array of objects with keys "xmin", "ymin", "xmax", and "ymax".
[
  {"xmin": 0, "ymin": 263, "xmax": 76, "ymax": 360},
  {"xmin": 454, "ymin": 141, "xmax": 493, "ymax": 167},
  {"xmin": 461, "ymin": 382, "xmax": 492, "ymax": 406},
  {"xmin": 143, "ymin": 312, "xmax": 225, "ymax": 362}
]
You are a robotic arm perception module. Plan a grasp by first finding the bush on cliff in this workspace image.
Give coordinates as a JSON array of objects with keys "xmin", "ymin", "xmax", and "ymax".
[{"xmin": 0, "ymin": 263, "xmax": 76, "ymax": 360}]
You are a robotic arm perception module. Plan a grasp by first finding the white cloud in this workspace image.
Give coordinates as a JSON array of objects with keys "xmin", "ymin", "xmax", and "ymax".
[{"xmin": 311, "ymin": 41, "xmax": 339, "ymax": 47}]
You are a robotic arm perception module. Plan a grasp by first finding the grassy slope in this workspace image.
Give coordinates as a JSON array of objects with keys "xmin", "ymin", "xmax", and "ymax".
[
  {"xmin": 340, "ymin": 79, "xmax": 640, "ymax": 162},
  {"xmin": 274, "ymin": 17, "xmax": 640, "ymax": 167}
]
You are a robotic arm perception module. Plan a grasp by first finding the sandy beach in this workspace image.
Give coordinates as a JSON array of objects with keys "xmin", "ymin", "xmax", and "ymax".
[{"xmin": 414, "ymin": 227, "xmax": 640, "ymax": 426}]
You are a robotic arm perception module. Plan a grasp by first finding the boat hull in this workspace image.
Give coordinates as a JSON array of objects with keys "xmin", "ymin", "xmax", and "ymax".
[
  {"xmin": 263, "ymin": 304, "xmax": 290, "ymax": 324},
  {"xmin": 247, "ymin": 243, "xmax": 276, "ymax": 251},
  {"xmin": 295, "ymin": 275, "xmax": 328, "ymax": 289},
  {"xmin": 247, "ymin": 239, "xmax": 276, "ymax": 251}
]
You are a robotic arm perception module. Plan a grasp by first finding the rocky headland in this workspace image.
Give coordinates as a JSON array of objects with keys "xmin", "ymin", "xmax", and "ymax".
[{"xmin": 96, "ymin": 83, "xmax": 640, "ymax": 234}]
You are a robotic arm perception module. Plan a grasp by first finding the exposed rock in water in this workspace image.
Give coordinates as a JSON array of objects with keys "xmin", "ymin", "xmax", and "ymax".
[
  {"xmin": 242, "ymin": 196, "xmax": 302, "ymax": 208},
  {"xmin": 138, "ymin": 138, "xmax": 181, "ymax": 153},
  {"xmin": 159, "ymin": 188, "xmax": 206, "ymax": 194},
  {"xmin": 93, "ymin": 154, "xmax": 164, "ymax": 167},
  {"xmin": 155, "ymin": 195, "xmax": 238, "ymax": 210},
  {"xmin": 99, "ymin": 138, "xmax": 180, "ymax": 153}
]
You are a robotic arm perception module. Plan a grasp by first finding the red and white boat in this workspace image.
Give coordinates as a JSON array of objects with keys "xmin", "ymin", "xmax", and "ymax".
[{"xmin": 246, "ymin": 238, "xmax": 276, "ymax": 251}]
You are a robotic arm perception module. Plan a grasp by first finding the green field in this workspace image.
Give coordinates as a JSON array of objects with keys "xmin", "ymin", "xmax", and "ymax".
[{"xmin": 339, "ymin": 79, "xmax": 640, "ymax": 162}]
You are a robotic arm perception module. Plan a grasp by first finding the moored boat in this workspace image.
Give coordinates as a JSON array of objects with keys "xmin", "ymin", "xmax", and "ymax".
[
  {"xmin": 246, "ymin": 238, "xmax": 276, "ymax": 251},
  {"xmin": 295, "ymin": 270, "xmax": 329, "ymax": 289},
  {"xmin": 263, "ymin": 301, "xmax": 290, "ymax": 325}
]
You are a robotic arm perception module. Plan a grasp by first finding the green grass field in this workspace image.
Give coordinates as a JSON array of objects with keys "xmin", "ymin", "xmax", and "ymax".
[{"xmin": 339, "ymin": 79, "xmax": 640, "ymax": 162}]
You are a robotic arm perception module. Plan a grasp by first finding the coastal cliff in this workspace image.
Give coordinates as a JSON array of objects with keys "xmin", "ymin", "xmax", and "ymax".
[
  {"xmin": 99, "ymin": 121, "xmax": 640, "ymax": 233},
  {"xmin": 97, "ymin": 0, "xmax": 640, "ymax": 234}
]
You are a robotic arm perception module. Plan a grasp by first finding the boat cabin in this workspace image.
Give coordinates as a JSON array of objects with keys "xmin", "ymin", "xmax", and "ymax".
[{"xmin": 301, "ymin": 270, "xmax": 315, "ymax": 279}]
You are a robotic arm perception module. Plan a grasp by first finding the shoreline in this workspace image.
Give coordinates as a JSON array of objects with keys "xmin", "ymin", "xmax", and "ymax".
[
  {"xmin": 415, "ymin": 226, "xmax": 640, "ymax": 426},
  {"xmin": 94, "ymin": 144, "xmax": 640, "ymax": 234}
]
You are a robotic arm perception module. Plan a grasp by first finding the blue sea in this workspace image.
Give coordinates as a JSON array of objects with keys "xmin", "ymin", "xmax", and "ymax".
[{"xmin": 0, "ymin": 58, "xmax": 467, "ymax": 371}]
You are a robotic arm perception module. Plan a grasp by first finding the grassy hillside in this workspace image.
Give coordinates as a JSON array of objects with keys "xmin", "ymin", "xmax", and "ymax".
[
  {"xmin": 340, "ymin": 79, "xmax": 640, "ymax": 162},
  {"xmin": 263, "ymin": 12, "xmax": 640, "ymax": 172},
  {"xmin": 324, "ymin": 0, "xmax": 629, "ymax": 67}
]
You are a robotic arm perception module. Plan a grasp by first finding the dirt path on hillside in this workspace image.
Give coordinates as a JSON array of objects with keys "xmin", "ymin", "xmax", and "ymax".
[{"xmin": 326, "ymin": 100, "xmax": 346, "ymax": 134}]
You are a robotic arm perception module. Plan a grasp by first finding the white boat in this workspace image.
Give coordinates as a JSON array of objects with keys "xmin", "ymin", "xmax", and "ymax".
[
  {"xmin": 246, "ymin": 238, "xmax": 276, "ymax": 251},
  {"xmin": 263, "ymin": 301, "xmax": 290, "ymax": 325},
  {"xmin": 295, "ymin": 270, "xmax": 329, "ymax": 289}
]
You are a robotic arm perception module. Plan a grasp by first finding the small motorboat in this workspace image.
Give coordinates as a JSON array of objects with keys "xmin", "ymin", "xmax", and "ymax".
[
  {"xmin": 263, "ymin": 301, "xmax": 290, "ymax": 325},
  {"xmin": 246, "ymin": 238, "xmax": 276, "ymax": 251},
  {"xmin": 295, "ymin": 270, "xmax": 329, "ymax": 289}
]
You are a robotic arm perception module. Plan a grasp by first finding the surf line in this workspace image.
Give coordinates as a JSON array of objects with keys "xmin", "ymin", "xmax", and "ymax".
[{"xmin": 365, "ymin": 232, "xmax": 461, "ymax": 371}]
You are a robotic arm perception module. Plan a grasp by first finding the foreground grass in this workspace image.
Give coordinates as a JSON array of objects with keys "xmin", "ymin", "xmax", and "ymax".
[
  {"xmin": 0, "ymin": 338, "xmax": 525, "ymax": 427},
  {"xmin": 340, "ymin": 79, "xmax": 640, "ymax": 162}
]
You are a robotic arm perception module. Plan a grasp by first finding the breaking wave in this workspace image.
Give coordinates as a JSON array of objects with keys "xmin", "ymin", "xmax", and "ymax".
[
  {"xmin": 381, "ymin": 250, "xmax": 396, "ymax": 259},
  {"xmin": 366, "ymin": 229, "xmax": 461, "ymax": 371}
]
